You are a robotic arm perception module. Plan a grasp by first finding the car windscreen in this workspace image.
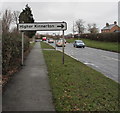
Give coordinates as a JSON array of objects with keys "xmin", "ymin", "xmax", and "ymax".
[{"xmin": 76, "ymin": 41, "xmax": 83, "ymax": 43}]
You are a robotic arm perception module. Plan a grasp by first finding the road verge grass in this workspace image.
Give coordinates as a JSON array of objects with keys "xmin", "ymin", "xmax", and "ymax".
[
  {"xmin": 40, "ymin": 41, "xmax": 55, "ymax": 49},
  {"xmin": 41, "ymin": 44, "xmax": 120, "ymax": 111},
  {"xmin": 66, "ymin": 38, "xmax": 119, "ymax": 53}
]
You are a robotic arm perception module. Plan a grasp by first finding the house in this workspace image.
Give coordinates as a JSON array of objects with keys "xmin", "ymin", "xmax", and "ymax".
[{"xmin": 101, "ymin": 21, "xmax": 120, "ymax": 33}]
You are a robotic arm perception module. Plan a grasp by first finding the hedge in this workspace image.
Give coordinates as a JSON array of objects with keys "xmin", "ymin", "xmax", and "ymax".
[
  {"xmin": 2, "ymin": 31, "xmax": 30, "ymax": 76},
  {"xmin": 75, "ymin": 32, "xmax": 120, "ymax": 42}
]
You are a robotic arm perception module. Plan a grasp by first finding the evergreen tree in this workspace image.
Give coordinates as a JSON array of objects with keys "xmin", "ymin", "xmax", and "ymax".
[{"xmin": 19, "ymin": 4, "xmax": 36, "ymax": 38}]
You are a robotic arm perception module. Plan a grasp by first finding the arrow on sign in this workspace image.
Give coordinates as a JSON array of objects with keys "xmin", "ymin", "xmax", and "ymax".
[{"xmin": 57, "ymin": 24, "xmax": 64, "ymax": 28}]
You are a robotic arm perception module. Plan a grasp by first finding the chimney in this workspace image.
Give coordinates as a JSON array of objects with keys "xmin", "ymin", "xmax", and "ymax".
[
  {"xmin": 106, "ymin": 23, "xmax": 109, "ymax": 27},
  {"xmin": 114, "ymin": 21, "xmax": 117, "ymax": 25}
]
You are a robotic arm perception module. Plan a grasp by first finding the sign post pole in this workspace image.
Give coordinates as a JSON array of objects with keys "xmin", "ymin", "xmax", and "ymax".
[
  {"xmin": 22, "ymin": 32, "xmax": 24, "ymax": 65},
  {"xmin": 55, "ymin": 40, "xmax": 57, "ymax": 50},
  {"xmin": 62, "ymin": 30, "xmax": 65, "ymax": 64}
]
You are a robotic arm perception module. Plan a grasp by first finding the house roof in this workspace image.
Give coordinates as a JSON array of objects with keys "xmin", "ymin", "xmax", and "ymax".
[{"xmin": 101, "ymin": 24, "xmax": 117, "ymax": 30}]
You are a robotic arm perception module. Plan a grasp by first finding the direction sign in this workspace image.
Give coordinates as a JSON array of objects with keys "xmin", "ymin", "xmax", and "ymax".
[{"xmin": 18, "ymin": 22, "xmax": 67, "ymax": 31}]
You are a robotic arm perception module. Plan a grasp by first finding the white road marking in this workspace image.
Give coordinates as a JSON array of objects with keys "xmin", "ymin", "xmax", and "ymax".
[
  {"xmin": 84, "ymin": 62, "xmax": 99, "ymax": 67},
  {"xmin": 101, "ymin": 55, "xmax": 119, "ymax": 61}
]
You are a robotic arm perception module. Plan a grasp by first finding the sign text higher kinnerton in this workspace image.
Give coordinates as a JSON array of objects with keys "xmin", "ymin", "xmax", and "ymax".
[{"xmin": 18, "ymin": 22, "xmax": 67, "ymax": 31}]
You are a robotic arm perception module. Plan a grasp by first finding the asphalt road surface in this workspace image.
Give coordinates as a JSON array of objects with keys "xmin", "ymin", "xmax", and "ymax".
[{"xmin": 48, "ymin": 41, "xmax": 119, "ymax": 83}]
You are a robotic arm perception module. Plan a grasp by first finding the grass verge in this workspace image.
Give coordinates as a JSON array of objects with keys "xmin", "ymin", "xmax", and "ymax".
[
  {"xmin": 42, "ymin": 45, "xmax": 120, "ymax": 111},
  {"xmin": 40, "ymin": 41, "xmax": 54, "ymax": 49},
  {"xmin": 66, "ymin": 38, "xmax": 119, "ymax": 53},
  {"xmin": 30, "ymin": 41, "xmax": 35, "ymax": 48}
]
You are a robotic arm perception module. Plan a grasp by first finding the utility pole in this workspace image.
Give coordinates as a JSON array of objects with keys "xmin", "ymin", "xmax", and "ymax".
[{"xmin": 73, "ymin": 21, "xmax": 75, "ymax": 38}]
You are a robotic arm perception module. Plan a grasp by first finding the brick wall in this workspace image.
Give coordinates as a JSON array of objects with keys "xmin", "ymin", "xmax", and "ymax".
[{"xmin": 110, "ymin": 25, "xmax": 120, "ymax": 32}]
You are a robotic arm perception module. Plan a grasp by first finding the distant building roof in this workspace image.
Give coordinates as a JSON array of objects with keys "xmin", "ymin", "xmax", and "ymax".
[
  {"xmin": 101, "ymin": 21, "xmax": 120, "ymax": 30},
  {"xmin": 102, "ymin": 24, "xmax": 116, "ymax": 30}
]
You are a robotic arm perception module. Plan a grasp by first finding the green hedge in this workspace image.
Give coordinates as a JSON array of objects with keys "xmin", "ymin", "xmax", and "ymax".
[
  {"xmin": 2, "ymin": 32, "xmax": 30, "ymax": 75},
  {"xmin": 76, "ymin": 32, "xmax": 119, "ymax": 42}
]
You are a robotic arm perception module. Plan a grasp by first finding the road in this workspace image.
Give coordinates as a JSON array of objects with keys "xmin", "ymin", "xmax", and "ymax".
[{"xmin": 48, "ymin": 41, "xmax": 119, "ymax": 83}]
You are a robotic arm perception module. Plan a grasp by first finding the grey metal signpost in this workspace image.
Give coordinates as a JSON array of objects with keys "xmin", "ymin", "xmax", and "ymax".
[
  {"xmin": 55, "ymin": 40, "xmax": 57, "ymax": 50},
  {"xmin": 22, "ymin": 32, "xmax": 24, "ymax": 65},
  {"xmin": 18, "ymin": 22, "xmax": 67, "ymax": 65},
  {"xmin": 62, "ymin": 30, "xmax": 65, "ymax": 64}
]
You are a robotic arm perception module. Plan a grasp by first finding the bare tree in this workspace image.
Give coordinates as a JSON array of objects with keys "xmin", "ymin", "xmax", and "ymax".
[
  {"xmin": 13, "ymin": 11, "xmax": 20, "ymax": 25},
  {"xmin": 0, "ymin": 12, "xmax": 2, "ymax": 33},
  {"xmin": 0, "ymin": 12, "xmax": 1, "ymax": 18},
  {"xmin": 2, "ymin": 9, "xmax": 13, "ymax": 33},
  {"xmin": 0, "ymin": 12, "xmax": 2, "ymax": 40},
  {"xmin": 75, "ymin": 19, "xmax": 85, "ymax": 35},
  {"xmin": 87, "ymin": 23, "xmax": 99, "ymax": 33}
]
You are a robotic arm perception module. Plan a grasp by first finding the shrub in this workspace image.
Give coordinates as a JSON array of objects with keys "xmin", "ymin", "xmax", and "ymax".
[
  {"xmin": 2, "ymin": 31, "xmax": 29, "ymax": 76},
  {"xmin": 79, "ymin": 32, "xmax": 119, "ymax": 42}
]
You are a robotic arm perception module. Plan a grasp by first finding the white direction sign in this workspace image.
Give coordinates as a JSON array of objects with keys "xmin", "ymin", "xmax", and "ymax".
[{"xmin": 18, "ymin": 22, "xmax": 67, "ymax": 31}]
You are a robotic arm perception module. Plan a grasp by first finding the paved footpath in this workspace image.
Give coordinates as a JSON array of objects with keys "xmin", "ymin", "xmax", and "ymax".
[{"xmin": 3, "ymin": 42, "xmax": 55, "ymax": 111}]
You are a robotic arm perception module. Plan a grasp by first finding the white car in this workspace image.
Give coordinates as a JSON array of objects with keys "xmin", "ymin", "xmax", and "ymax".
[{"xmin": 56, "ymin": 39, "xmax": 66, "ymax": 47}]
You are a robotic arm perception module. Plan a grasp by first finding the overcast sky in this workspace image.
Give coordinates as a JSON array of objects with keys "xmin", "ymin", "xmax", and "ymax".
[{"xmin": 0, "ymin": 0, "xmax": 119, "ymax": 35}]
